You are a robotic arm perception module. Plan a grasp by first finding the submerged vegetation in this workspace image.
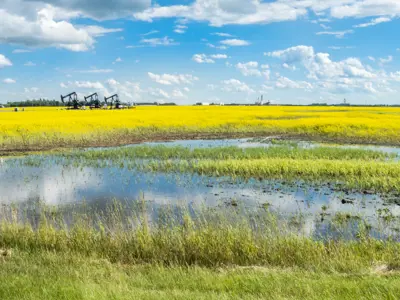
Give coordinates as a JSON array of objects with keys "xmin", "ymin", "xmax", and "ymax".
[
  {"xmin": 147, "ymin": 158, "xmax": 400, "ymax": 192},
  {"xmin": 3, "ymin": 106, "xmax": 400, "ymax": 152},
  {"xmin": 61, "ymin": 144, "xmax": 398, "ymax": 161},
  {"xmin": 33, "ymin": 144, "xmax": 397, "ymax": 193}
]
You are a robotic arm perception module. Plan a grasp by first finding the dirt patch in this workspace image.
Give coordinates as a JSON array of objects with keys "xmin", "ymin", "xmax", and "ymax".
[{"xmin": 371, "ymin": 264, "xmax": 400, "ymax": 275}]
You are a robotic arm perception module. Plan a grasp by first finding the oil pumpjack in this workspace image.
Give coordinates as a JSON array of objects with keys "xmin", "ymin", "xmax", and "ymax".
[
  {"xmin": 104, "ymin": 94, "xmax": 123, "ymax": 109},
  {"xmin": 84, "ymin": 92, "xmax": 101, "ymax": 109},
  {"xmin": 61, "ymin": 92, "xmax": 132, "ymax": 110},
  {"xmin": 61, "ymin": 92, "xmax": 80, "ymax": 109}
]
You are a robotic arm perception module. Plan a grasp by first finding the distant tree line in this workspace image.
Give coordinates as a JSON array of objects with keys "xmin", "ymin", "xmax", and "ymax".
[
  {"xmin": 7, "ymin": 99, "xmax": 63, "ymax": 107},
  {"xmin": 135, "ymin": 102, "xmax": 177, "ymax": 106},
  {"xmin": 5, "ymin": 99, "xmax": 178, "ymax": 107},
  {"xmin": 5, "ymin": 99, "xmax": 400, "ymax": 108}
]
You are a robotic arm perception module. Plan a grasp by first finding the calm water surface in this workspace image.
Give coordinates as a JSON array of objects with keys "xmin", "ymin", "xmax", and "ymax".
[{"xmin": 1, "ymin": 138, "xmax": 400, "ymax": 238}]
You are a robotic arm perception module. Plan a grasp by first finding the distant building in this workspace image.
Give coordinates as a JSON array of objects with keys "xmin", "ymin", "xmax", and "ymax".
[
  {"xmin": 256, "ymin": 95, "xmax": 271, "ymax": 106},
  {"xmin": 256, "ymin": 95, "xmax": 264, "ymax": 105},
  {"xmin": 337, "ymin": 98, "xmax": 351, "ymax": 106},
  {"xmin": 195, "ymin": 102, "xmax": 210, "ymax": 106}
]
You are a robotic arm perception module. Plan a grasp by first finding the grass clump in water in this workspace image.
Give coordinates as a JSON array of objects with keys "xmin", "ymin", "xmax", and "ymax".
[{"xmin": 62, "ymin": 144, "xmax": 397, "ymax": 161}]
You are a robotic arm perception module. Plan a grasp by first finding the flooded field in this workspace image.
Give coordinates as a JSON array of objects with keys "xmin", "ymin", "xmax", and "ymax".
[
  {"xmin": 2, "ymin": 138, "xmax": 400, "ymax": 240},
  {"xmin": 100, "ymin": 137, "xmax": 400, "ymax": 155}
]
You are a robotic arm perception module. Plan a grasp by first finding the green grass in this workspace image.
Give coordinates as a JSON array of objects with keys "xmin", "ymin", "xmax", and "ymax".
[
  {"xmin": 1, "ymin": 201, "xmax": 399, "ymax": 273},
  {"xmin": 145, "ymin": 158, "xmax": 400, "ymax": 192},
  {"xmin": 1, "ymin": 250, "xmax": 400, "ymax": 300},
  {"xmin": 62, "ymin": 144, "xmax": 397, "ymax": 161}
]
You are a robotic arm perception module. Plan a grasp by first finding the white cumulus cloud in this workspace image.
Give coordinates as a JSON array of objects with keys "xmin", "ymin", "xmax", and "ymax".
[
  {"xmin": 134, "ymin": 0, "xmax": 307, "ymax": 26},
  {"xmin": 275, "ymin": 76, "xmax": 313, "ymax": 90},
  {"xmin": 3, "ymin": 78, "xmax": 16, "ymax": 84},
  {"xmin": 266, "ymin": 44, "xmax": 396, "ymax": 95},
  {"xmin": 210, "ymin": 54, "xmax": 228, "ymax": 59},
  {"xmin": 12, "ymin": 49, "xmax": 32, "ymax": 54},
  {"xmin": 17, "ymin": 0, "xmax": 151, "ymax": 20},
  {"xmin": 316, "ymin": 30, "xmax": 354, "ymax": 38},
  {"xmin": 74, "ymin": 81, "xmax": 105, "ymax": 89},
  {"xmin": 220, "ymin": 39, "xmax": 250, "ymax": 46},
  {"xmin": 148, "ymin": 72, "xmax": 199, "ymax": 85},
  {"xmin": 221, "ymin": 79, "xmax": 255, "ymax": 93},
  {"xmin": 149, "ymin": 88, "xmax": 170, "ymax": 99},
  {"xmin": 0, "ymin": 7, "xmax": 122, "ymax": 51},
  {"xmin": 379, "ymin": 56, "xmax": 393, "ymax": 64},
  {"xmin": 354, "ymin": 17, "xmax": 392, "ymax": 28},
  {"xmin": 236, "ymin": 61, "xmax": 262, "ymax": 77},
  {"xmin": 0, "ymin": 54, "xmax": 12, "ymax": 68},
  {"xmin": 192, "ymin": 54, "xmax": 215, "ymax": 64},
  {"xmin": 140, "ymin": 36, "xmax": 178, "ymax": 46},
  {"xmin": 192, "ymin": 53, "xmax": 227, "ymax": 63},
  {"xmin": 106, "ymin": 79, "xmax": 142, "ymax": 100},
  {"xmin": 267, "ymin": 45, "xmax": 376, "ymax": 80},
  {"xmin": 24, "ymin": 61, "xmax": 36, "ymax": 67}
]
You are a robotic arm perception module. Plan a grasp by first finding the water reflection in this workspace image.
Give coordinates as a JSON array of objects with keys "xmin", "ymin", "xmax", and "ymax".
[
  {"xmin": 133, "ymin": 138, "xmax": 400, "ymax": 155},
  {"xmin": 2, "ymin": 137, "xmax": 400, "ymax": 239},
  {"xmin": 1, "ymin": 162, "xmax": 399, "ymax": 221}
]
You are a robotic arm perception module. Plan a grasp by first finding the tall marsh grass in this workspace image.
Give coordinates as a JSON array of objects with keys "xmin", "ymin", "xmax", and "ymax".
[{"xmin": 0, "ymin": 200, "xmax": 399, "ymax": 272}]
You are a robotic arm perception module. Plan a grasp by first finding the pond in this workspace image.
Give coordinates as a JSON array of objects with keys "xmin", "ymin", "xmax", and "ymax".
[
  {"xmin": 1, "ymin": 138, "xmax": 400, "ymax": 240},
  {"xmin": 89, "ymin": 137, "xmax": 400, "ymax": 157}
]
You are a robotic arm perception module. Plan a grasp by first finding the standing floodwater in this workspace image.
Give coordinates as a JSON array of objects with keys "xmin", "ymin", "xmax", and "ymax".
[{"xmin": 1, "ymin": 138, "xmax": 400, "ymax": 240}]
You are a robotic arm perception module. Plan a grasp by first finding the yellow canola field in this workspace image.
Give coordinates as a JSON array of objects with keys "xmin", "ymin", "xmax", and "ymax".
[{"xmin": 1, "ymin": 106, "xmax": 400, "ymax": 150}]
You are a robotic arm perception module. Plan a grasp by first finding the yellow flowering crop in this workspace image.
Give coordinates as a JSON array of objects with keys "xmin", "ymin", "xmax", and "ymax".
[{"xmin": 1, "ymin": 105, "xmax": 399, "ymax": 151}]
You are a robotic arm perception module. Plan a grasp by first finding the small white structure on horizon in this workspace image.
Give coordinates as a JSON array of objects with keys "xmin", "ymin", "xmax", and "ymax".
[
  {"xmin": 196, "ymin": 102, "xmax": 210, "ymax": 106},
  {"xmin": 256, "ymin": 95, "xmax": 265, "ymax": 105}
]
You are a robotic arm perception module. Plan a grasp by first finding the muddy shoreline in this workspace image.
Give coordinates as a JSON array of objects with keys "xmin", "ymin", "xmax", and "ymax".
[{"xmin": 1, "ymin": 131, "xmax": 400, "ymax": 156}]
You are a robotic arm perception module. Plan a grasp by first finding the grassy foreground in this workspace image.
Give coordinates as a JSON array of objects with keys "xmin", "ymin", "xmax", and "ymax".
[
  {"xmin": 1, "ymin": 200, "xmax": 400, "ymax": 299},
  {"xmin": 1, "ymin": 250, "xmax": 400, "ymax": 300},
  {"xmin": 3, "ymin": 106, "xmax": 400, "ymax": 152},
  {"xmin": 1, "ymin": 200, "xmax": 400, "ymax": 272}
]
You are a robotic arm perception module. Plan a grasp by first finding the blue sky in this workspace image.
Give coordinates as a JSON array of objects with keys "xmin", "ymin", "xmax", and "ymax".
[{"xmin": 0, "ymin": 0, "xmax": 400, "ymax": 105}]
